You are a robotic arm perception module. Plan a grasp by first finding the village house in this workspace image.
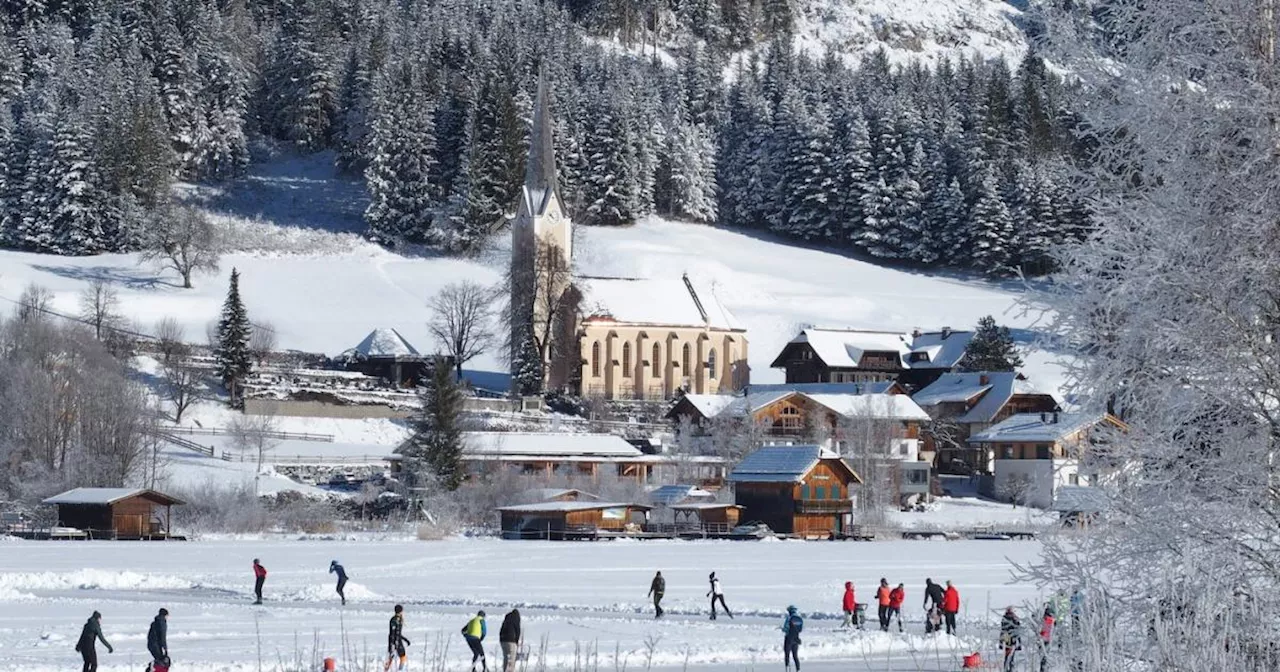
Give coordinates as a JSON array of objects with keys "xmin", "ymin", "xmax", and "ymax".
[
  {"xmin": 391, "ymin": 432, "xmax": 728, "ymax": 488},
  {"xmin": 968, "ymin": 412, "xmax": 1128, "ymax": 509},
  {"xmin": 497, "ymin": 501, "xmax": 652, "ymax": 540},
  {"xmin": 911, "ymin": 372, "xmax": 1059, "ymax": 472},
  {"xmin": 727, "ymin": 445, "xmax": 861, "ymax": 537},
  {"xmin": 770, "ymin": 327, "xmax": 974, "ymax": 390},
  {"xmin": 509, "ymin": 74, "xmax": 748, "ymax": 401}
]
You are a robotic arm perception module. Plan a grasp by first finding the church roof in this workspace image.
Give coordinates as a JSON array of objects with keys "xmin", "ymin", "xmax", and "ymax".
[
  {"xmin": 576, "ymin": 276, "xmax": 743, "ymax": 330},
  {"xmin": 523, "ymin": 68, "xmax": 558, "ymax": 216}
]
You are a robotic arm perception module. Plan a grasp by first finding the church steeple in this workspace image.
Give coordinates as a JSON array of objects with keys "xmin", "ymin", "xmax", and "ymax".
[{"xmin": 524, "ymin": 67, "xmax": 558, "ymax": 213}]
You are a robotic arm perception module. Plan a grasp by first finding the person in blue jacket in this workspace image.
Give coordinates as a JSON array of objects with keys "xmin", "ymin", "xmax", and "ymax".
[
  {"xmin": 330, "ymin": 560, "xmax": 349, "ymax": 605},
  {"xmin": 781, "ymin": 606, "xmax": 804, "ymax": 672}
]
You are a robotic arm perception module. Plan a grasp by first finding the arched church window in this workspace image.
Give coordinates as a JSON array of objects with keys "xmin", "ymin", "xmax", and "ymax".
[
  {"xmin": 707, "ymin": 349, "xmax": 718, "ymax": 378},
  {"xmin": 652, "ymin": 343, "xmax": 661, "ymax": 378},
  {"xmin": 591, "ymin": 341, "xmax": 601, "ymax": 378},
  {"xmin": 682, "ymin": 343, "xmax": 691, "ymax": 372},
  {"xmin": 622, "ymin": 343, "xmax": 632, "ymax": 378}
]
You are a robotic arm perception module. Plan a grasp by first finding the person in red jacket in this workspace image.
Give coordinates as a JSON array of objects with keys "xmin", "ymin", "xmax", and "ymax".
[
  {"xmin": 942, "ymin": 581, "xmax": 961, "ymax": 635},
  {"xmin": 252, "ymin": 559, "xmax": 267, "ymax": 605},
  {"xmin": 888, "ymin": 583, "xmax": 905, "ymax": 632},
  {"xmin": 1037, "ymin": 608, "xmax": 1055, "ymax": 672},
  {"xmin": 841, "ymin": 582, "xmax": 856, "ymax": 628},
  {"xmin": 875, "ymin": 579, "xmax": 892, "ymax": 631}
]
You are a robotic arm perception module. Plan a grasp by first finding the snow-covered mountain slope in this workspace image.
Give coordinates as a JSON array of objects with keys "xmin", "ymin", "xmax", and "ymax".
[
  {"xmin": 795, "ymin": 0, "xmax": 1029, "ymax": 66},
  {"xmin": 0, "ymin": 154, "xmax": 1062, "ymax": 394}
]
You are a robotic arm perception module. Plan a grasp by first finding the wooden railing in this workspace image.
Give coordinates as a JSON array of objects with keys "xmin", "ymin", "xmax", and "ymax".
[{"xmin": 165, "ymin": 426, "xmax": 336, "ymax": 443}]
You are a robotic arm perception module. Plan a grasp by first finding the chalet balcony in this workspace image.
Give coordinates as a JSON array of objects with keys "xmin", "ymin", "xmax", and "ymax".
[{"xmin": 794, "ymin": 500, "xmax": 853, "ymax": 514}]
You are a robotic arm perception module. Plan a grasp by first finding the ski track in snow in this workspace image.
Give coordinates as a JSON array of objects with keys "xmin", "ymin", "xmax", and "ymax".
[{"xmin": 0, "ymin": 536, "xmax": 1046, "ymax": 671}]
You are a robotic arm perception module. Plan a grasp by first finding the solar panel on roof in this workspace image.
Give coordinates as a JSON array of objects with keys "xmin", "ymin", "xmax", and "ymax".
[{"xmin": 728, "ymin": 445, "xmax": 822, "ymax": 482}]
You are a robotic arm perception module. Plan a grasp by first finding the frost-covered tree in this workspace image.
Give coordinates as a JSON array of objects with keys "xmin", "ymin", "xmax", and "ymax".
[
  {"xmin": 1029, "ymin": 2, "xmax": 1280, "ymax": 670},
  {"xmin": 140, "ymin": 204, "xmax": 221, "ymax": 289},
  {"xmin": 363, "ymin": 58, "xmax": 438, "ymax": 245},
  {"xmin": 214, "ymin": 268, "xmax": 252, "ymax": 404}
]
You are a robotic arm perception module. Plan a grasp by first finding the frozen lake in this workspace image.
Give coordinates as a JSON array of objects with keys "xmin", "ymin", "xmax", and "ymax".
[{"xmin": 0, "ymin": 536, "xmax": 1046, "ymax": 671}]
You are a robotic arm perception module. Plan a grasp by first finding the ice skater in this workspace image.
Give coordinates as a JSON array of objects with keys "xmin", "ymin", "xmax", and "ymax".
[
  {"xmin": 75, "ymin": 611, "xmax": 113, "ymax": 672},
  {"xmin": 147, "ymin": 608, "xmax": 169, "ymax": 668},
  {"xmin": 781, "ymin": 605, "xmax": 804, "ymax": 671},
  {"xmin": 499, "ymin": 608, "xmax": 522, "ymax": 672},
  {"xmin": 888, "ymin": 583, "xmax": 905, "ymax": 632},
  {"xmin": 252, "ymin": 558, "xmax": 267, "ymax": 604},
  {"xmin": 707, "ymin": 571, "xmax": 733, "ymax": 620},
  {"xmin": 942, "ymin": 581, "xmax": 961, "ymax": 635},
  {"xmin": 462, "ymin": 610, "xmax": 488, "ymax": 672},
  {"xmin": 330, "ymin": 560, "xmax": 348, "ymax": 605},
  {"xmin": 841, "ymin": 581, "xmax": 856, "ymax": 628},
  {"xmin": 875, "ymin": 578, "xmax": 891, "ymax": 631},
  {"xmin": 648, "ymin": 571, "xmax": 666, "ymax": 618},
  {"xmin": 384, "ymin": 605, "xmax": 411, "ymax": 672},
  {"xmin": 1000, "ymin": 606, "xmax": 1022, "ymax": 672}
]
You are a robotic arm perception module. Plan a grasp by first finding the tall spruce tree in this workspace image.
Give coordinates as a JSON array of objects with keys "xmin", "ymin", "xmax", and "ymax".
[
  {"xmin": 960, "ymin": 315, "xmax": 1023, "ymax": 372},
  {"xmin": 403, "ymin": 357, "xmax": 465, "ymax": 492},
  {"xmin": 215, "ymin": 268, "xmax": 253, "ymax": 403}
]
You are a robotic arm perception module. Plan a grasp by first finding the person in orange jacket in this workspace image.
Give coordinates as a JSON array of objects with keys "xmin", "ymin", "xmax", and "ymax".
[
  {"xmin": 942, "ymin": 581, "xmax": 961, "ymax": 635},
  {"xmin": 888, "ymin": 583, "xmax": 905, "ymax": 632},
  {"xmin": 875, "ymin": 579, "xmax": 892, "ymax": 631},
  {"xmin": 841, "ymin": 582, "xmax": 856, "ymax": 628}
]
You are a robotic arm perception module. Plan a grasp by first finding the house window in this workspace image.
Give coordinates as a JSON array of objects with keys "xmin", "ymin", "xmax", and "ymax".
[
  {"xmin": 1036, "ymin": 444, "xmax": 1052, "ymax": 460},
  {"xmin": 591, "ymin": 341, "xmax": 601, "ymax": 378},
  {"xmin": 622, "ymin": 343, "xmax": 632, "ymax": 378},
  {"xmin": 707, "ymin": 349, "xmax": 717, "ymax": 378},
  {"xmin": 682, "ymin": 343, "xmax": 691, "ymax": 371},
  {"xmin": 652, "ymin": 343, "xmax": 661, "ymax": 377},
  {"xmin": 778, "ymin": 405, "xmax": 803, "ymax": 432},
  {"xmin": 801, "ymin": 485, "xmax": 811, "ymax": 499},
  {"xmin": 815, "ymin": 486, "xmax": 827, "ymax": 500},
  {"xmin": 1069, "ymin": 474, "xmax": 1079, "ymax": 485},
  {"xmin": 1001, "ymin": 444, "xmax": 1015, "ymax": 459}
]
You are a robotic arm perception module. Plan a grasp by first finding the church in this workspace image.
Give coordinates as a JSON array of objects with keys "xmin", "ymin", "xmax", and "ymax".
[{"xmin": 509, "ymin": 75, "xmax": 749, "ymax": 401}]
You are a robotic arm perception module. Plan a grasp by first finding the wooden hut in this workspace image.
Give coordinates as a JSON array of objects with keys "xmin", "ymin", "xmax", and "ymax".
[
  {"xmin": 43, "ymin": 488, "xmax": 184, "ymax": 540},
  {"xmin": 497, "ymin": 501, "xmax": 651, "ymax": 540},
  {"xmin": 670, "ymin": 503, "xmax": 742, "ymax": 533},
  {"xmin": 727, "ymin": 445, "xmax": 861, "ymax": 538}
]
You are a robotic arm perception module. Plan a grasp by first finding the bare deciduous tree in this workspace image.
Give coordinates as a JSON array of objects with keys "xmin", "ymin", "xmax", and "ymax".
[
  {"xmin": 141, "ymin": 204, "xmax": 221, "ymax": 289},
  {"xmin": 154, "ymin": 317, "xmax": 188, "ymax": 364},
  {"xmin": 162, "ymin": 361, "xmax": 203, "ymax": 423},
  {"xmin": 78, "ymin": 280, "xmax": 122, "ymax": 341},
  {"xmin": 505, "ymin": 238, "xmax": 575, "ymax": 390},
  {"xmin": 428, "ymin": 281, "xmax": 497, "ymax": 380},
  {"xmin": 230, "ymin": 412, "xmax": 280, "ymax": 480},
  {"xmin": 249, "ymin": 321, "xmax": 277, "ymax": 366},
  {"xmin": 16, "ymin": 283, "xmax": 52, "ymax": 323}
]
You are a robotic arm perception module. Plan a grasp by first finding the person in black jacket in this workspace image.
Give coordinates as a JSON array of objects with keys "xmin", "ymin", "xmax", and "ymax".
[
  {"xmin": 923, "ymin": 578, "xmax": 945, "ymax": 633},
  {"xmin": 499, "ymin": 609, "xmax": 521, "ymax": 672},
  {"xmin": 383, "ymin": 605, "xmax": 411, "ymax": 672},
  {"xmin": 330, "ymin": 560, "xmax": 349, "ymax": 605},
  {"xmin": 647, "ymin": 571, "xmax": 665, "ymax": 618},
  {"xmin": 75, "ymin": 611, "xmax": 113, "ymax": 672},
  {"xmin": 147, "ymin": 608, "xmax": 168, "ymax": 666}
]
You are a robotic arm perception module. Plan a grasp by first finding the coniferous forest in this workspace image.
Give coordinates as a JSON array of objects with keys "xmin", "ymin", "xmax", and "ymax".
[{"xmin": 0, "ymin": 0, "xmax": 1088, "ymax": 276}]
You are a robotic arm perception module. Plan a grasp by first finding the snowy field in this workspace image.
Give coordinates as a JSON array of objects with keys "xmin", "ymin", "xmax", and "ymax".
[
  {"xmin": 0, "ymin": 153, "xmax": 1064, "ymax": 396},
  {"xmin": 0, "ymin": 536, "xmax": 1048, "ymax": 672}
]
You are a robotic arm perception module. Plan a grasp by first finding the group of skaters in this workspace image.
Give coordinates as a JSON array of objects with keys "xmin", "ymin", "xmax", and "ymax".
[
  {"xmin": 998, "ymin": 590, "xmax": 1083, "ymax": 672},
  {"xmin": 646, "ymin": 571, "xmax": 734, "ymax": 620},
  {"xmin": 840, "ymin": 578, "xmax": 962, "ymax": 636},
  {"xmin": 74, "ymin": 608, "xmax": 168, "ymax": 672}
]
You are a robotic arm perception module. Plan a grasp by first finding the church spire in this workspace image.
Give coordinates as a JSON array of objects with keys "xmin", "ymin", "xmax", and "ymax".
[{"xmin": 525, "ymin": 66, "xmax": 557, "ymax": 209}]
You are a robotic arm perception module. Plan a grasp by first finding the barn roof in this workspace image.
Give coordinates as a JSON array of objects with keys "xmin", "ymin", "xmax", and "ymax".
[
  {"xmin": 728, "ymin": 445, "xmax": 858, "ymax": 484},
  {"xmin": 496, "ymin": 501, "xmax": 652, "ymax": 513},
  {"xmin": 518, "ymin": 488, "xmax": 600, "ymax": 503},
  {"xmin": 1053, "ymin": 486, "xmax": 1108, "ymax": 513},
  {"xmin": 43, "ymin": 488, "xmax": 184, "ymax": 506}
]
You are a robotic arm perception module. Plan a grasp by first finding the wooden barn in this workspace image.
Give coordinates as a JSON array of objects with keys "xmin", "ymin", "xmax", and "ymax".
[
  {"xmin": 670, "ymin": 503, "xmax": 743, "ymax": 531},
  {"xmin": 497, "ymin": 501, "xmax": 651, "ymax": 540},
  {"xmin": 43, "ymin": 488, "xmax": 183, "ymax": 540},
  {"xmin": 728, "ymin": 445, "xmax": 861, "ymax": 537}
]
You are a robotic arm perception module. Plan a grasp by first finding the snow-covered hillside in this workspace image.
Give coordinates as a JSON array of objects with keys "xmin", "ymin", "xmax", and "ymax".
[
  {"xmin": 795, "ymin": 0, "xmax": 1028, "ymax": 66},
  {"xmin": 0, "ymin": 154, "xmax": 1063, "ymax": 395}
]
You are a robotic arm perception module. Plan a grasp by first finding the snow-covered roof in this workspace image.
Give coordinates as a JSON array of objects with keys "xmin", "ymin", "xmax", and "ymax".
[
  {"xmin": 746, "ymin": 381, "xmax": 901, "ymax": 395},
  {"xmin": 496, "ymin": 501, "xmax": 651, "ymax": 513},
  {"xmin": 773, "ymin": 328, "xmax": 974, "ymax": 370},
  {"xmin": 518, "ymin": 488, "xmax": 600, "ymax": 503},
  {"xmin": 677, "ymin": 394, "xmax": 739, "ymax": 418},
  {"xmin": 729, "ymin": 445, "xmax": 855, "ymax": 483},
  {"xmin": 912, "ymin": 372, "xmax": 1054, "ymax": 423},
  {"xmin": 462, "ymin": 432, "xmax": 643, "ymax": 458},
  {"xmin": 969, "ymin": 413, "xmax": 1109, "ymax": 444},
  {"xmin": 576, "ymin": 276, "xmax": 743, "ymax": 330},
  {"xmin": 649, "ymin": 484, "xmax": 715, "ymax": 506},
  {"xmin": 343, "ymin": 328, "xmax": 421, "ymax": 359},
  {"xmin": 804, "ymin": 393, "xmax": 931, "ymax": 421},
  {"xmin": 43, "ymin": 488, "xmax": 183, "ymax": 506},
  {"xmin": 1053, "ymin": 486, "xmax": 1108, "ymax": 513},
  {"xmin": 669, "ymin": 502, "xmax": 743, "ymax": 511}
]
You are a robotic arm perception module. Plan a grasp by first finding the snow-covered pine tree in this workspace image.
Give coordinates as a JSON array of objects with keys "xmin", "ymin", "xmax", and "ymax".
[
  {"xmin": 834, "ymin": 105, "xmax": 873, "ymax": 246},
  {"xmin": 214, "ymin": 268, "xmax": 253, "ymax": 404},
  {"xmin": 960, "ymin": 315, "xmax": 1022, "ymax": 372},
  {"xmin": 188, "ymin": 2, "xmax": 249, "ymax": 180},
  {"xmin": 773, "ymin": 91, "xmax": 835, "ymax": 241},
  {"xmin": 147, "ymin": 2, "xmax": 199, "ymax": 167},
  {"xmin": 718, "ymin": 65, "xmax": 772, "ymax": 230},
  {"xmin": 511, "ymin": 332, "xmax": 543, "ymax": 396},
  {"xmin": 886, "ymin": 140, "xmax": 928, "ymax": 262},
  {"xmin": 403, "ymin": 357, "xmax": 465, "ymax": 492},
  {"xmin": 363, "ymin": 57, "xmax": 438, "ymax": 245},
  {"xmin": 465, "ymin": 72, "xmax": 525, "ymax": 239},
  {"xmin": 48, "ymin": 102, "xmax": 108, "ymax": 255},
  {"xmin": 965, "ymin": 165, "xmax": 1013, "ymax": 274},
  {"xmin": 262, "ymin": 5, "xmax": 336, "ymax": 151}
]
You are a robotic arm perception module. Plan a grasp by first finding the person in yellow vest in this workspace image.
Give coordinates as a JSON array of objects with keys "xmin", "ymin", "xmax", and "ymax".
[{"xmin": 461, "ymin": 610, "xmax": 487, "ymax": 672}]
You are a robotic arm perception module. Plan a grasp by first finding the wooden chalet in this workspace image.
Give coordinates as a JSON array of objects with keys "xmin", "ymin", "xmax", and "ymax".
[
  {"xmin": 770, "ymin": 328, "xmax": 974, "ymax": 389},
  {"xmin": 497, "ymin": 501, "xmax": 652, "ymax": 540},
  {"xmin": 43, "ymin": 488, "xmax": 183, "ymax": 540},
  {"xmin": 727, "ymin": 445, "xmax": 861, "ymax": 537},
  {"xmin": 912, "ymin": 372, "xmax": 1059, "ymax": 472}
]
